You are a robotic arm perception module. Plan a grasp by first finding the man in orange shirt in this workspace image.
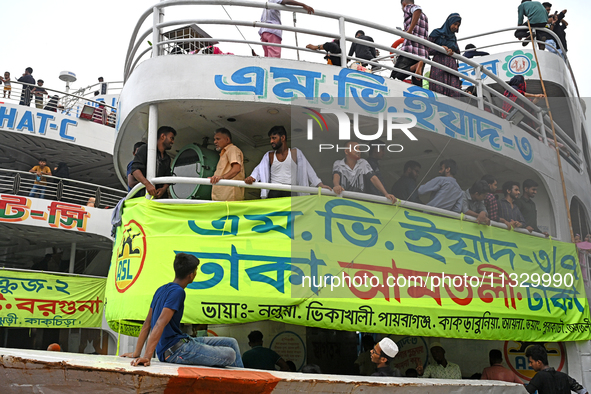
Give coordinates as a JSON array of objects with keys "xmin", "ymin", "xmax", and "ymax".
[
  {"xmin": 209, "ymin": 128, "xmax": 245, "ymax": 201},
  {"xmin": 481, "ymin": 349, "xmax": 523, "ymax": 384},
  {"xmin": 29, "ymin": 158, "xmax": 52, "ymax": 199}
]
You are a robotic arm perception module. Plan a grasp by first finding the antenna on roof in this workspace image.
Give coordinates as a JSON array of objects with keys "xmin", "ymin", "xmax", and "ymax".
[{"xmin": 58, "ymin": 71, "xmax": 77, "ymax": 93}]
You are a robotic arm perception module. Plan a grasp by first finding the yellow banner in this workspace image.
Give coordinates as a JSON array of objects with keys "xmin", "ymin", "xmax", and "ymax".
[
  {"xmin": 0, "ymin": 269, "xmax": 106, "ymax": 328},
  {"xmin": 105, "ymin": 196, "xmax": 591, "ymax": 341}
]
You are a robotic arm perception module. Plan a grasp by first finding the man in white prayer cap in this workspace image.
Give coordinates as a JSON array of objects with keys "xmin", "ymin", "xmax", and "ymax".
[{"xmin": 370, "ymin": 337, "xmax": 401, "ymax": 377}]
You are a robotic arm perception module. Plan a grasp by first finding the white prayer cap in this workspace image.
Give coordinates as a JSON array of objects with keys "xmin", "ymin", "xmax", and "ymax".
[{"xmin": 379, "ymin": 338, "xmax": 399, "ymax": 358}]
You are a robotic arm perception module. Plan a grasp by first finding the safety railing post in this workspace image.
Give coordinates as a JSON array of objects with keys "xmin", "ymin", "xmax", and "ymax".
[
  {"xmin": 475, "ymin": 66, "xmax": 484, "ymax": 111},
  {"xmin": 339, "ymin": 17, "xmax": 347, "ymax": 68},
  {"xmin": 152, "ymin": 6, "xmax": 163, "ymax": 57},
  {"xmin": 537, "ymin": 111, "xmax": 548, "ymax": 145}
]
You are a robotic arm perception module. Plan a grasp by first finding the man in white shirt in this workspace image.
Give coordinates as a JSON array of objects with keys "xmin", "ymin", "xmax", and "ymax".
[
  {"xmin": 259, "ymin": 0, "xmax": 314, "ymax": 57},
  {"xmin": 245, "ymin": 126, "xmax": 330, "ymax": 198},
  {"xmin": 332, "ymin": 141, "xmax": 396, "ymax": 203}
]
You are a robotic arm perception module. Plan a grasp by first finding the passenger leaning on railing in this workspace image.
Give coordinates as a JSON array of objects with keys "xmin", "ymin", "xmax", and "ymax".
[
  {"xmin": 28, "ymin": 158, "xmax": 52, "ymax": 199},
  {"xmin": 131, "ymin": 126, "xmax": 175, "ymax": 198},
  {"xmin": 332, "ymin": 141, "xmax": 396, "ymax": 204},
  {"xmin": 417, "ymin": 159, "xmax": 462, "ymax": 213},
  {"xmin": 501, "ymin": 75, "xmax": 545, "ymax": 132},
  {"xmin": 209, "ymin": 128, "xmax": 245, "ymax": 202},
  {"xmin": 515, "ymin": 0, "xmax": 549, "ymax": 50},
  {"xmin": 258, "ymin": 0, "xmax": 314, "ymax": 58}
]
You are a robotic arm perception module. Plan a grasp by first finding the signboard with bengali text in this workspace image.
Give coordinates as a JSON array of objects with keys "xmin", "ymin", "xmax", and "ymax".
[
  {"xmin": 105, "ymin": 196, "xmax": 591, "ymax": 342},
  {"xmin": 0, "ymin": 269, "xmax": 106, "ymax": 328}
]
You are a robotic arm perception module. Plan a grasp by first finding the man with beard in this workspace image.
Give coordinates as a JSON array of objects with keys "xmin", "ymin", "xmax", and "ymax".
[
  {"xmin": 498, "ymin": 180, "xmax": 527, "ymax": 229},
  {"xmin": 209, "ymin": 128, "xmax": 245, "ymax": 201},
  {"xmin": 131, "ymin": 126, "xmax": 176, "ymax": 198},
  {"xmin": 391, "ymin": 160, "xmax": 421, "ymax": 203},
  {"xmin": 245, "ymin": 125, "xmax": 331, "ymax": 198},
  {"xmin": 515, "ymin": 179, "xmax": 549, "ymax": 236},
  {"xmin": 417, "ymin": 159, "xmax": 462, "ymax": 213},
  {"xmin": 417, "ymin": 342, "xmax": 461, "ymax": 379}
]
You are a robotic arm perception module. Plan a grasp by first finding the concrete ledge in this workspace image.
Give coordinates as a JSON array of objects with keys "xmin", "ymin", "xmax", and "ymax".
[{"xmin": 0, "ymin": 348, "xmax": 526, "ymax": 393}]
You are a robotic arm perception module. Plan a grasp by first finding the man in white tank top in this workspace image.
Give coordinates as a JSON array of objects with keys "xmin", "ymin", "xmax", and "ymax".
[{"xmin": 245, "ymin": 126, "xmax": 331, "ymax": 198}]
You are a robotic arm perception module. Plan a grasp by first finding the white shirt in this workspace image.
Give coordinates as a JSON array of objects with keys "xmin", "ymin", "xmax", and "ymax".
[{"xmin": 259, "ymin": 0, "xmax": 284, "ymax": 38}]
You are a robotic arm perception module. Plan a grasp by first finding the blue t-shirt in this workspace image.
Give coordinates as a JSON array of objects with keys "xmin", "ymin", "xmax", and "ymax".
[{"xmin": 150, "ymin": 282, "xmax": 189, "ymax": 361}]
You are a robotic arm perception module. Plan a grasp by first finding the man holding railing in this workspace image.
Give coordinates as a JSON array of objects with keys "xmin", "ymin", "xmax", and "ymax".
[
  {"xmin": 516, "ymin": 0, "xmax": 549, "ymax": 50},
  {"xmin": 17, "ymin": 67, "xmax": 35, "ymax": 106},
  {"xmin": 258, "ymin": 0, "xmax": 314, "ymax": 58}
]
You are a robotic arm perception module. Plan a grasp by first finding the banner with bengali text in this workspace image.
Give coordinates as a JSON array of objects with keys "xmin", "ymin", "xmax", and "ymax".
[
  {"xmin": 0, "ymin": 269, "xmax": 106, "ymax": 328},
  {"xmin": 105, "ymin": 196, "xmax": 591, "ymax": 341}
]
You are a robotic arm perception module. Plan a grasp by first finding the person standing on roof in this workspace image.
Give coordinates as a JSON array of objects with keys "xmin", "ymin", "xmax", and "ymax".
[
  {"xmin": 259, "ymin": 0, "xmax": 314, "ymax": 58},
  {"xmin": 348, "ymin": 30, "xmax": 377, "ymax": 67},
  {"xmin": 428, "ymin": 13, "xmax": 462, "ymax": 98},
  {"xmin": 391, "ymin": 0, "xmax": 429, "ymax": 85},
  {"xmin": 18, "ymin": 67, "xmax": 35, "ymax": 106},
  {"xmin": 515, "ymin": 0, "xmax": 550, "ymax": 50}
]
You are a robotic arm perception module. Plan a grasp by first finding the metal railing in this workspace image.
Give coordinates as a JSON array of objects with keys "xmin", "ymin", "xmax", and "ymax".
[
  {"xmin": 0, "ymin": 169, "xmax": 127, "ymax": 208},
  {"xmin": 1, "ymin": 81, "xmax": 118, "ymax": 127},
  {"xmin": 122, "ymin": 1, "xmax": 582, "ymax": 170},
  {"xmin": 126, "ymin": 177, "xmax": 549, "ymax": 239}
]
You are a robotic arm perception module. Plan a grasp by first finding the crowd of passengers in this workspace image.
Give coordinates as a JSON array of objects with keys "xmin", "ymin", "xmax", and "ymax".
[
  {"xmin": 2, "ymin": 69, "xmax": 114, "ymax": 126},
  {"xmin": 129, "ymin": 125, "xmax": 550, "ymax": 235},
  {"xmin": 215, "ymin": 0, "xmax": 569, "ymax": 98}
]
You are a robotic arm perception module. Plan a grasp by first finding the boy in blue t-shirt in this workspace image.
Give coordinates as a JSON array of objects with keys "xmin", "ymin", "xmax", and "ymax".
[{"xmin": 122, "ymin": 253, "xmax": 243, "ymax": 367}]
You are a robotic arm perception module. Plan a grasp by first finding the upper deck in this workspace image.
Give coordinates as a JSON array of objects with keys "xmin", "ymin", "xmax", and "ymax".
[{"xmin": 114, "ymin": 0, "xmax": 590, "ymax": 242}]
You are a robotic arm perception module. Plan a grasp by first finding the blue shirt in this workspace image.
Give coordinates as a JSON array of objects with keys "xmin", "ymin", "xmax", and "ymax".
[
  {"xmin": 418, "ymin": 176, "xmax": 463, "ymax": 213},
  {"xmin": 150, "ymin": 282, "xmax": 189, "ymax": 361}
]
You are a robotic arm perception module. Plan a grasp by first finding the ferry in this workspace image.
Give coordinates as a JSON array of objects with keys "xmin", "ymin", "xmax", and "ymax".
[
  {"xmin": 0, "ymin": 73, "xmax": 125, "ymax": 356},
  {"xmin": 2, "ymin": 0, "xmax": 590, "ymax": 392}
]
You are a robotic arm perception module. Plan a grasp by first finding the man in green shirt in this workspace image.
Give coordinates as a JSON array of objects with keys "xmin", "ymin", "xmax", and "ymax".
[
  {"xmin": 515, "ymin": 179, "xmax": 549, "ymax": 236},
  {"xmin": 515, "ymin": 0, "xmax": 549, "ymax": 49},
  {"xmin": 242, "ymin": 330, "xmax": 290, "ymax": 371}
]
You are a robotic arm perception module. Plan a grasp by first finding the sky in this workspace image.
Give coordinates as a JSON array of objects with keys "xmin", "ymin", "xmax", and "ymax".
[{"xmin": 3, "ymin": 0, "xmax": 590, "ymax": 99}]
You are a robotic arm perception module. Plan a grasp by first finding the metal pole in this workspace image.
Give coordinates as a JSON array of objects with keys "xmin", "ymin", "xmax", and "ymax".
[
  {"xmin": 293, "ymin": 12, "xmax": 300, "ymax": 61},
  {"xmin": 146, "ymin": 104, "xmax": 159, "ymax": 199},
  {"xmin": 475, "ymin": 66, "xmax": 484, "ymax": 111},
  {"xmin": 69, "ymin": 242, "xmax": 76, "ymax": 273},
  {"xmin": 338, "ymin": 17, "xmax": 347, "ymax": 68},
  {"xmin": 152, "ymin": 6, "xmax": 162, "ymax": 57},
  {"xmin": 537, "ymin": 111, "xmax": 548, "ymax": 145},
  {"xmin": 527, "ymin": 21, "xmax": 574, "ymax": 242}
]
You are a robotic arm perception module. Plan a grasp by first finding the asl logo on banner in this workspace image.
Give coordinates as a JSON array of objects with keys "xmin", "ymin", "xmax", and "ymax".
[{"xmin": 115, "ymin": 220, "xmax": 146, "ymax": 293}]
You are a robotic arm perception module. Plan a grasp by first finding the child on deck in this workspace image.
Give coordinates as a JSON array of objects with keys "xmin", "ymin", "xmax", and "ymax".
[{"xmin": 2, "ymin": 72, "xmax": 11, "ymax": 98}]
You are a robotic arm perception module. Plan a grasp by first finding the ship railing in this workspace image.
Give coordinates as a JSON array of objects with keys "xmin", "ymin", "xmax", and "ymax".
[
  {"xmin": 126, "ymin": 177, "xmax": 549, "ymax": 239},
  {"xmin": 123, "ymin": 1, "xmax": 581, "ymax": 171},
  {"xmin": 457, "ymin": 26, "xmax": 578, "ymax": 98},
  {"xmin": 3, "ymin": 81, "xmax": 118, "ymax": 127},
  {"xmin": 0, "ymin": 169, "xmax": 127, "ymax": 209}
]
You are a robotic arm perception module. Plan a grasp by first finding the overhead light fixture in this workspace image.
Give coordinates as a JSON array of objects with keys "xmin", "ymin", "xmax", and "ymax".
[
  {"xmin": 267, "ymin": 108, "xmax": 279, "ymax": 115},
  {"xmin": 227, "ymin": 117, "xmax": 236, "ymax": 122}
]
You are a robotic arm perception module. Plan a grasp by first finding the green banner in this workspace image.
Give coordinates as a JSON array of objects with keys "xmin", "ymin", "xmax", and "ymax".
[
  {"xmin": 105, "ymin": 196, "xmax": 591, "ymax": 341},
  {"xmin": 0, "ymin": 269, "xmax": 106, "ymax": 328}
]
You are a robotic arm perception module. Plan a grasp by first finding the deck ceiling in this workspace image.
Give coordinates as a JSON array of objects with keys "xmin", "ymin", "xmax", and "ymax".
[
  {"xmin": 0, "ymin": 131, "xmax": 123, "ymax": 190},
  {"xmin": 0, "ymin": 222, "xmax": 112, "ymax": 268}
]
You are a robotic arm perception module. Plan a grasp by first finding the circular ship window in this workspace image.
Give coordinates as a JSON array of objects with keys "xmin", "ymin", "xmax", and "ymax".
[{"xmin": 170, "ymin": 144, "xmax": 219, "ymax": 199}]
